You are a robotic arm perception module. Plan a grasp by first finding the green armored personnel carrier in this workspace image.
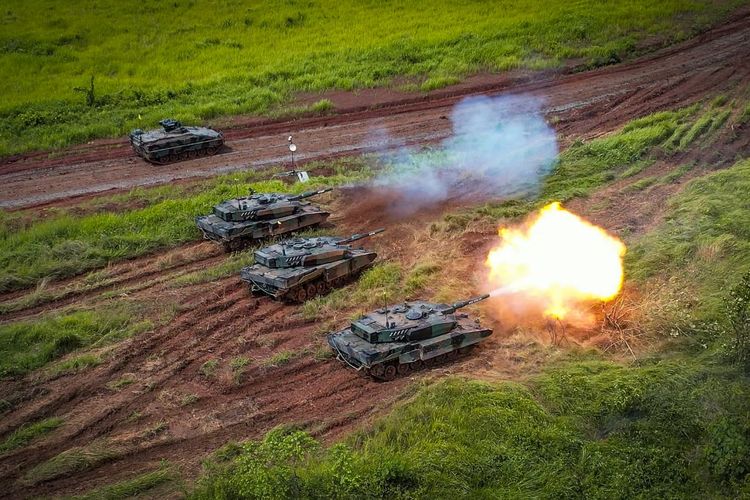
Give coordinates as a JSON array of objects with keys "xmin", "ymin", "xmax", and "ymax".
[
  {"xmin": 195, "ymin": 188, "xmax": 332, "ymax": 252},
  {"xmin": 328, "ymin": 294, "xmax": 491, "ymax": 380},
  {"xmin": 240, "ymin": 229, "xmax": 384, "ymax": 302},
  {"xmin": 129, "ymin": 119, "xmax": 224, "ymax": 164}
]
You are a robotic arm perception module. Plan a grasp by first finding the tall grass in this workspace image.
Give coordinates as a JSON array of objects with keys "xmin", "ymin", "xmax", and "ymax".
[
  {"xmin": 0, "ymin": 308, "xmax": 150, "ymax": 377},
  {"xmin": 0, "ymin": 0, "xmax": 743, "ymax": 154},
  {"xmin": 627, "ymin": 158, "xmax": 750, "ymax": 320},
  {"xmin": 191, "ymin": 356, "xmax": 750, "ymax": 498},
  {"xmin": 0, "ymin": 417, "xmax": 63, "ymax": 455}
]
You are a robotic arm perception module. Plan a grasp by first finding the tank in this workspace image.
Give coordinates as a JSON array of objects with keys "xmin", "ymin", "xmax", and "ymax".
[
  {"xmin": 327, "ymin": 294, "xmax": 492, "ymax": 380},
  {"xmin": 195, "ymin": 188, "xmax": 332, "ymax": 252},
  {"xmin": 129, "ymin": 119, "xmax": 224, "ymax": 164},
  {"xmin": 240, "ymin": 229, "xmax": 385, "ymax": 302}
]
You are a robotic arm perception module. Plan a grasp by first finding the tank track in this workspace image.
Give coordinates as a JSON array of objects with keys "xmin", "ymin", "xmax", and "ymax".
[{"xmin": 363, "ymin": 345, "xmax": 476, "ymax": 382}]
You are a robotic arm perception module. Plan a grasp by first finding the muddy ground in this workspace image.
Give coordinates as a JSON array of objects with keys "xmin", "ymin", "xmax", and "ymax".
[{"xmin": 1, "ymin": 8, "xmax": 750, "ymax": 498}]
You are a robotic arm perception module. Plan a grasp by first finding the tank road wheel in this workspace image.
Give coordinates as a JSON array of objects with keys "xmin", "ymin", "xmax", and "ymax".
[
  {"xmin": 168, "ymin": 153, "xmax": 179, "ymax": 163},
  {"xmin": 179, "ymin": 152, "xmax": 189, "ymax": 161},
  {"xmin": 370, "ymin": 364, "xmax": 385, "ymax": 379},
  {"xmin": 206, "ymin": 146, "xmax": 218, "ymax": 156},
  {"xmin": 306, "ymin": 284, "xmax": 318, "ymax": 299},
  {"xmin": 383, "ymin": 364, "xmax": 397, "ymax": 381},
  {"xmin": 316, "ymin": 281, "xmax": 328, "ymax": 296},
  {"xmin": 397, "ymin": 362, "xmax": 411, "ymax": 376},
  {"xmin": 447, "ymin": 349, "xmax": 460, "ymax": 360},
  {"xmin": 294, "ymin": 287, "xmax": 307, "ymax": 303},
  {"xmin": 187, "ymin": 150, "xmax": 198, "ymax": 160},
  {"xmin": 411, "ymin": 360, "xmax": 425, "ymax": 371}
]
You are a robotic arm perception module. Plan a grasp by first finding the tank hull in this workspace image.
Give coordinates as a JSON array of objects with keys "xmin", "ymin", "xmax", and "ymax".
[
  {"xmin": 240, "ymin": 252, "xmax": 376, "ymax": 301},
  {"xmin": 195, "ymin": 206, "xmax": 330, "ymax": 251},
  {"xmin": 327, "ymin": 318, "xmax": 491, "ymax": 379},
  {"xmin": 129, "ymin": 126, "xmax": 224, "ymax": 164}
]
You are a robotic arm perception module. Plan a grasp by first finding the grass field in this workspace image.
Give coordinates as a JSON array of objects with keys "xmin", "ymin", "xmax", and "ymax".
[{"xmin": 0, "ymin": 0, "xmax": 743, "ymax": 154}]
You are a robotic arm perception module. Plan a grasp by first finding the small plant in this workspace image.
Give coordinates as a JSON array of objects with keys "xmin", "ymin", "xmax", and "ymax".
[
  {"xmin": 200, "ymin": 359, "xmax": 219, "ymax": 379},
  {"xmin": 314, "ymin": 345, "xmax": 334, "ymax": 361},
  {"xmin": 262, "ymin": 350, "xmax": 296, "ymax": 368},
  {"xmin": 73, "ymin": 75, "xmax": 96, "ymax": 107},
  {"xmin": 181, "ymin": 394, "xmax": 199, "ymax": 406},
  {"xmin": 142, "ymin": 421, "xmax": 168, "ymax": 439},
  {"xmin": 230, "ymin": 356, "xmax": 251, "ymax": 385},
  {"xmin": 107, "ymin": 375, "xmax": 136, "ymax": 391}
]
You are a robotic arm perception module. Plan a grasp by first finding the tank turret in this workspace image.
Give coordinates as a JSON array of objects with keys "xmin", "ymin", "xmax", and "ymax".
[
  {"xmin": 195, "ymin": 189, "xmax": 333, "ymax": 252},
  {"xmin": 128, "ymin": 118, "xmax": 223, "ymax": 164},
  {"xmin": 213, "ymin": 188, "xmax": 333, "ymax": 223},
  {"xmin": 327, "ymin": 295, "xmax": 492, "ymax": 380},
  {"xmin": 240, "ymin": 228, "xmax": 384, "ymax": 302}
]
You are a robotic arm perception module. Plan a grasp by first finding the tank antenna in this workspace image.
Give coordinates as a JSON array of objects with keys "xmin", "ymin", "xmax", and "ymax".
[{"xmin": 383, "ymin": 291, "xmax": 390, "ymax": 329}]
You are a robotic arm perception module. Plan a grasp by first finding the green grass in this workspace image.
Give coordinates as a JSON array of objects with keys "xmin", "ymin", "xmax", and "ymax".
[
  {"xmin": 107, "ymin": 375, "xmax": 136, "ymax": 391},
  {"xmin": 46, "ymin": 353, "xmax": 103, "ymax": 378},
  {"xmin": 625, "ymin": 176, "xmax": 658, "ymax": 192},
  {"xmin": 658, "ymin": 162, "xmax": 695, "ymax": 184},
  {"xmin": 191, "ymin": 356, "xmax": 750, "ymax": 499},
  {"xmin": 200, "ymin": 359, "xmax": 219, "ymax": 379},
  {"xmin": 0, "ymin": 0, "xmax": 743, "ymax": 155},
  {"xmin": 262, "ymin": 350, "xmax": 300, "ymax": 368},
  {"xmin": 627, "ymin": 158, "xmax": 750, "ymax": 321},
  {"xmin": 23, "ymin": 440, "xmax": 124, "ymax": 485},
  {"xmin": 69, "ymin": 462, "xmax": 177, "ymax": 500},
  {"xmin": 0, "ymin": 308, "xmax": 150, "ymax": 377},
  {"xmin": 0, "ymin": 417, "xmax": 63, "ymax": 455},
  {"xmin": 0, "ymin": 158, "xmax": 372, "ymax": 293}
]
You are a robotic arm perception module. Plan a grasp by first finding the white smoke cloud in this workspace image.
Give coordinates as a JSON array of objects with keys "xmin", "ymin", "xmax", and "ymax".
[{"xmin": 373, "ymin": 94, "xmax": 558, "ymax": 214}]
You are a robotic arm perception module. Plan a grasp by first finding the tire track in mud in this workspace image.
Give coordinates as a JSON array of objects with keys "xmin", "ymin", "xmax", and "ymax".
[
  {"xmin": 0, "ymin": 275, "xmax": 406, "ymax": 498},
  {"xmin": 0, "ymin": 242, "xmax": 226, "ymax": 324}
]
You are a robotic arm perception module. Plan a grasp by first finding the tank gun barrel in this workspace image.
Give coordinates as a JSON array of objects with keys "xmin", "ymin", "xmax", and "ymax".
[
  {"xmin": 444, "ymin": 294, "xmax": 490, "ymax": 314},
  {"xmin": 289, "ymin": 188, "xmax": 333, "ymax": 201},
  {"xmin": 340, "ymin": 228, "xmax": 385, "ymax": 244}
]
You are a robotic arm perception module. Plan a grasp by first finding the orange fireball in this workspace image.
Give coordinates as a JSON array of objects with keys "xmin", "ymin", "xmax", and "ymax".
[{"xmin": 485, "ymin": 202, "xmax": 625, "ymax": 320}]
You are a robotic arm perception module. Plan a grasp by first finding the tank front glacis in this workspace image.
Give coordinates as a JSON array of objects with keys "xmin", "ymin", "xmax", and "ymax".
[
  {"xmin": 195, "ymin": 189, "xmax": 333, "ymax": 251},
  {"xmin": 327, "ymin": 295, "xmax": 492, "ymax": 380},
  {"xmin": 240, "ymin": 229, "xmax": 384, "ymax": 301},
  {"xmin": 129, "ymin": 119, "xmax": 224, "ymax": 164}
]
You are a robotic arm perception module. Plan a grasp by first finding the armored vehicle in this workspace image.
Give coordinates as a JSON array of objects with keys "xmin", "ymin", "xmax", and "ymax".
[
  {"xmin": 328, "ymin": 294, "xmax": 491, "ymax": 380},
  {"xmin": 129, "ymin": 119, "xmax": 224, "ymax": 164},
  {"xmin": 195, "ymin": 188, "xmax": 332, "ymax": 252},
  {"xmin": 240, "ymin": 229, "xmax": 384, "ymax": 302}
]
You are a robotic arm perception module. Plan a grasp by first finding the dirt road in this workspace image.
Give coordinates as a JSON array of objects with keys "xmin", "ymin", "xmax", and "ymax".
[{"xmin": 1, "ymin": 9, "xmax": 749, "ymax": 209}]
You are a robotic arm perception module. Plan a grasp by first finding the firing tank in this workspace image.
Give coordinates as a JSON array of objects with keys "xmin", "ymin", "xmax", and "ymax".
[
  {"xmin": 240, "ymin": 229, "xmax": 384, "ymax": 302},
  {"xmin": 129, "ymin": 119, "xmax": 224, "ymax": 164},
  {"xmin": 327, "ymin": 294, "xmax": 491, "ymax": 380},
  {"xmin": 195, "ymin": 188, "xmax": 332, "ymax": 252}
]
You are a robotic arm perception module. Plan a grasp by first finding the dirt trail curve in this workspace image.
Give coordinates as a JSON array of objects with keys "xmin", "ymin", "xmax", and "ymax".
[{"xmin": 1, "ymin": 9, "xmax": 750, "ymax": 210}]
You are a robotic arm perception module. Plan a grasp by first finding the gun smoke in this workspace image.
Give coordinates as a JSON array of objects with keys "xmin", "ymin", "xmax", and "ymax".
[{"xmin": 373, "ymin": 94, "xmax": 558, "ymax": 215}]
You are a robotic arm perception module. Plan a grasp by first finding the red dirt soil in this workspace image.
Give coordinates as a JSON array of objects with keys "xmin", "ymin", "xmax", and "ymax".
[{"xmin": 1, "ymin": 10, "xmax": 750, "ymax": 498}]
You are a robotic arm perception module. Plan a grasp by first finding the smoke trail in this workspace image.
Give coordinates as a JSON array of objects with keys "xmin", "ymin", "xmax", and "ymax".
[{"xmin": 373, "ymin": 94, "xmax": 558, "ymax": 214}]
